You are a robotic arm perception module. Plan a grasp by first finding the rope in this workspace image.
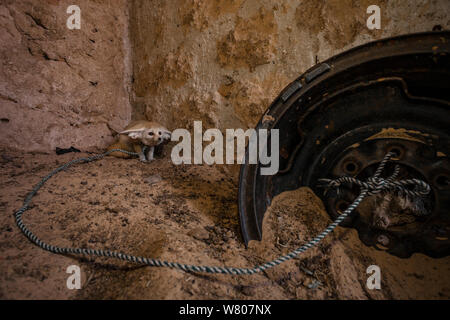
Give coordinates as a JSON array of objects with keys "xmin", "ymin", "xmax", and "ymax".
[{"xmin": 14, "ymin": 150, "xmax": 430, "ymax": 275}]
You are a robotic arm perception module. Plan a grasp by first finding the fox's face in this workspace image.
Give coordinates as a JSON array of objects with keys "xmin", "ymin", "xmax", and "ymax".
[
  {"xmin": 121, "ymin": 126, "xmax": 171, "ymax": 147},
  {"xmin": 143, "ymin": 127, "xmax": 171, "ymax": 146}
]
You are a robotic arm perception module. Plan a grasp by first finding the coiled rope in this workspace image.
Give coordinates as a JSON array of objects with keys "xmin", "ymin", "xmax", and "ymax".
[{"xmin": 14, "ymin": 150, "xmax": 429, "ymax": 275}]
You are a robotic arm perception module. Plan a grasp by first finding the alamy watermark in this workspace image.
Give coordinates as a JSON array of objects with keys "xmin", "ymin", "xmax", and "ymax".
[
  {"xmin": 66, "ymin": 5, "xmax": 81, "ymax": 30},
  {"xmin": 366, "ymin": 265, "xmax": 381, "ymax": 290},
  {"xmin": 367, "ymin": 5, "xmax": 381, "ymax": 30},
  {"xmin": 170, "ymin": 121, "xmax": 280, "ymax": 176},
  {"xmin": 64, "ymin": 4, "xmax": 380, "ymax": 31},
  {"xmin": 66, "ymin": 265, "xmax": 81, "ymax": 289}
]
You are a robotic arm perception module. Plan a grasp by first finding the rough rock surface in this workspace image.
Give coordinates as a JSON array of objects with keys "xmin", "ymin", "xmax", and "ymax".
[
  {"xmin": 0, "ymin": 0, "xmax": 132, "ymax": 152},
  {"xmin": 1, "ymin": 1, "xmax": 448, "ymax": 150},
  {"xmin": 130, "ymin": 0, "xmax": 450, "ymax": 131}
]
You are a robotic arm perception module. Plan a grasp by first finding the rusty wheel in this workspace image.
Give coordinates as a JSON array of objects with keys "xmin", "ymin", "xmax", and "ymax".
[{"xmin": 238, "ymin": 31, "xmax": 450, "ymax": 258}]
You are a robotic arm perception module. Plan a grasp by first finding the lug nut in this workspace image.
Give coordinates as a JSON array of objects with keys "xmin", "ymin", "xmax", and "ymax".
[{"xmin": 377, "ymin": 234, "xmax": 390, "ymax": 247}]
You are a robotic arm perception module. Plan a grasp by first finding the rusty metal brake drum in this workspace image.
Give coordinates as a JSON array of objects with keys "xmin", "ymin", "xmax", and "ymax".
[{"xmin": 238, "ymin": 31, "xmax": 450, "ymax": 258}]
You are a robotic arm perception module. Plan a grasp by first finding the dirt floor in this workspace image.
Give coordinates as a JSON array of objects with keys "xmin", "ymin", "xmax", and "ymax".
[{"xmin": 1, "ymin": 146, "xmax": 449, "ymax": 299}]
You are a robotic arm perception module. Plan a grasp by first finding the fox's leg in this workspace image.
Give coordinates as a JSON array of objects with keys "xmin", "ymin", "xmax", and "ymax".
[
  {"xmin": 146, "ymin": 146, "xmax": 155, "ymax": 161},
  {"xmin": 134, "ymin": 144, "xmax": 147, "ymax": 162}
]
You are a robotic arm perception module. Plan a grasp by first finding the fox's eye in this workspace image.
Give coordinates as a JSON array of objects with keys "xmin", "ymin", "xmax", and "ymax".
[
  {"xmin": 148, "ymin": 132, "xmax": 154, "ymax": 136},
  {"xmin": 158, "ymin": 131, "xmax": 161, "ymax": 135}
]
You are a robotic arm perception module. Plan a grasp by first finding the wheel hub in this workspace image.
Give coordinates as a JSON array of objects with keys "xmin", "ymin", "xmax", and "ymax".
[{"xmin": 323, "ymin": 135, "xmax": 448, "ymax": 258}]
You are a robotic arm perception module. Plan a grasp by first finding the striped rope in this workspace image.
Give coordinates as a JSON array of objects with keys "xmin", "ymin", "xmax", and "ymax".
[
  {"xmin": 317, "ymin": 160, "xmax": 430, "ymax": 198},
  {"xmin": 14, "ymin": 150, "xmax": 430, "ymax": 275}
]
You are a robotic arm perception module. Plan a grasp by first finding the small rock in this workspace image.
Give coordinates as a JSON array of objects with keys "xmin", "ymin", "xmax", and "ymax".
[
  {"xmin": 302, "ymin": 278, "xmax": 312, "ymax": 287},
  {"xmin": 188, "ymin": 227, "xmax": 210, "ymax": 241},
  {"xmin": 145, "ymin": 174, "xmax": 162, "ymax": 185},
  {"xmin": 309, "ymin": 280, "xmax": 322, "ymax": 289},
  {"xmin": 295, "ymin": 287, "xmax": 304, "ymax": 299},
  {"xmin": 303, "ymin": 278, "xmax": 321, "ymax": 290},
  {"xmin": 106, "ymin": 207, "xmax": 119, "ymax": 215},
  {"xmin": 377, "ymin": 234, "xmax": 390, "ymax": 246},
  {"xmin": 300, "ymin": 266, "xmax": 314, "ymax": 276},
  {"xmin": 240, "ymin": 286, "xmax": 255, "ymax": 296}
]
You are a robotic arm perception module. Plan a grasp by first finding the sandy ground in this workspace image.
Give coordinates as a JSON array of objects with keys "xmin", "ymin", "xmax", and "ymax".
[{"xmin": 0, "ymin": 146, "xmax": 449, "ymax": 299}]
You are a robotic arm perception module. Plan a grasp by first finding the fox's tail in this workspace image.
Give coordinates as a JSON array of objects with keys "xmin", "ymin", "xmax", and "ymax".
[{"xmin": 106, "ymin": 143, "xmax": 134, "ymax": 158}]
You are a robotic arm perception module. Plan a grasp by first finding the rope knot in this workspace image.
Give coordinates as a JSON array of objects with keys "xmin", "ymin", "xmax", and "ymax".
[{"xmin": 318, "ymin": 152, "xmax": 431, "ymax": 199}]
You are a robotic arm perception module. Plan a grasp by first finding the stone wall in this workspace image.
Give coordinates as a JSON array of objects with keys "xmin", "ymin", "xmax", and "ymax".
[{"xmin": 0, "ymin": 0, "xmax": 132, "ymax": 151}]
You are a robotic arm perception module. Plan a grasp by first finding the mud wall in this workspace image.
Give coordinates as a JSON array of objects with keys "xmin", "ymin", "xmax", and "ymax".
[
  {"xmin": 129, "ymin": 0, "xmax": 449, "ymax": 132},
  {"xmin": 0, "ymin": 0, "xmax": 132, "ymax": 151},
  {"xmin": 0, "ymin": 1, "xmax": 448, "ymax": 151}
]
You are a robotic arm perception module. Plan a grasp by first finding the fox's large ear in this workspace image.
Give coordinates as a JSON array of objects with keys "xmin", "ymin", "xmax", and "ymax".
[{"xmin": 120, "ymin": 129, "xmax": 144, "ymax": 140}]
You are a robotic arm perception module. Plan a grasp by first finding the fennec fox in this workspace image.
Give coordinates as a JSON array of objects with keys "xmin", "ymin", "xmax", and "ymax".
[{"xmin": 107, "ymin": 120, "xmax": 171, "ymax": 162}]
